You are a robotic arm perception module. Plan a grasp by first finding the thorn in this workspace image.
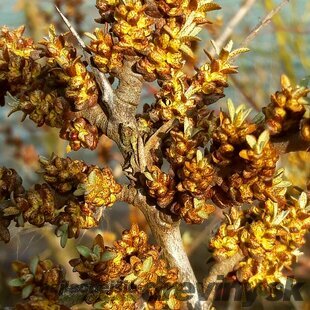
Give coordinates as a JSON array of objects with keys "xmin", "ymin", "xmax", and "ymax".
[{"xmin": 54, "ymin": 5, "xmax": 86, "ymax": 50}]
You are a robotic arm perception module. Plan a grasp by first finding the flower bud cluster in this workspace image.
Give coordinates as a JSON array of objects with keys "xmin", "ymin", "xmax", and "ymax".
[
  {"xmin": 210, "ymin": 192, "xmax": 310, "ymax": 292},
  {"xmin": 263, "ymin": 75, "xmax": 309, "ymax": 138},
  {"xmin": 70, "ymin": 224, "xmax": 183, "ymax": 309},
  {"xmin": 10, "ymin": 258, "xmax": 66, "ymax": 308},
  {"xmin": 0, "ymin": 26, "xmax": 101, "ymax": 151},
  {"xmin": 0, "ymin": 156, "xmax": 121, "ymax": 246}
]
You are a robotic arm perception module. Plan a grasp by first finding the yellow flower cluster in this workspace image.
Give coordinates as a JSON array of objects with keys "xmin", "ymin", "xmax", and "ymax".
[
  {"xmin": 263, "ymin": 74, "xmax": 309, "ymax": 136},
  {"xmin": 1, "ymin": 156, "xmax": 122, "ymax": 246},
  {"xmin": 212, "ymin": 100, "xmax": 257, "ymax": 166},
  {"xmin": 92, "ymin": 1, "xmax": 221, "ymax": 81},
  {"xmin": 70, "ymin": 224, "xmax": 183, "ymax": 309},
  {"xmin": 210, "ymin": 193, "xmax": 310, "ymax": 292},
  {"xmin": 41, "ymin": 25, "xmax": 99, "ymax": 111},
  {"xmin": 74, "ymin": 167, "xmax": 122, "ymax": 208},
  {"xmin": 152, "ymin": 71, "xmax": 196, "ymax": 122},
  {"xmin": 0, "ymin": 26, "xmax": 102, "ymax": 151},
  {"xmin": 0, "ymin": 26, "xmax": 41, "ymax": 105},
  {"xmin": 193, "ymin": 42, "xmax": 249, "ymax": 103},
  {"xmin": 10, "ymin": 258, "xmax": 65, "ymax": 302},
  {"xmin": 87, "ymin": 29, "xmax": 123, "ymax": 73}
]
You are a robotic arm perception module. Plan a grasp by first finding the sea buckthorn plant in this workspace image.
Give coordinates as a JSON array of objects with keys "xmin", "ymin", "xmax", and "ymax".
[{"xmin": 0, "ymin": 0, "xmax": 309, "ymax": 309}]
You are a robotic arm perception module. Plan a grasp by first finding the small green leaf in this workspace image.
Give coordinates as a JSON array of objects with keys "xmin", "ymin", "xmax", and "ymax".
[
  {"xmin": 73, "ymin": 185, "xmax": 85, "ymax": 196},
  {"xmin": 101, "ymin": 251, "xmax": 117, "ymax": 262},
  {"xmin": 144, "ymin": 172, "xmax": 154, "ymax": 182},
  {"xmin": 22, "ymin": 284, "xmax": 34, "ymax": 299},
  {"xmin": 245, "ymin": 135, "xmax": 257, "ymax": 149},
  {"xmin": 29, "ymin": 256, "xmax": 39, "ymax": 275},
  {"xmin": 60, "ymin": 231, "xmax": 68, "ymax": 248},
  {"xmin": 8, "ymin": 278, "xmax": 24, "ymax": 287},
  {"xmin": 272, "ymin": 210, "xmax": 290, "ymax": 226},
  {"xmin": 224, "ymin": 40, "xmax": 233, "ymax": 52},
  {"xmin": 227, "ymin": 99, "xmax": 235, "ymax": 122},
  {"xmin": 142, "ymin": 256, "xmax": 153, "ymax": 273},
  {"xmin": 124, "ymin": 273, "xmax": 138, "ymax": 283},
  {"xmin": 274, "ymin": 181, "xmax": 291, "ymax": 188},
  {"xmin": 299, "ymin": 192, "xmax": 307, "ymax": 209},
  {"xmin": 257, "ymin": 130, "xmax": 270, "ymax": 150},
  {"xmin": 134, "ymin": 277, "xmax": 144, "ymax": 286},
  {"xmin": 253, "ymin": 112, "xmax": 265, "ymax": 124},
  {"xmin": 58, "ymin": 223, "xmax": 69, "ymax": 233},
  {"xmin": 76, "ymin": 245, "xmax": 91, "ymax": 258},
  {"xmin": 93, "ymin": 244, "xmax": 101, "ymax": 258}
]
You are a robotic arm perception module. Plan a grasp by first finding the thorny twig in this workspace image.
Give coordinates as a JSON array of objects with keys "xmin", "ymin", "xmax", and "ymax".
[
  {"xmin": 55, "ymin": 6, "xmax": 114, "ymax": 114},
  {"xmin": 241, "ymin": 0, "xmax": 290, "ymax": 47},
  {"xmin": 211, "ymin": 0, "xmax": 256, "ymax": 57}
]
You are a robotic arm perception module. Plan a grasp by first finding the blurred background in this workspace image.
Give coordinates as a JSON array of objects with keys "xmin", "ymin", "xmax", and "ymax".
[{"xmin": 0, "ymin": 0, "xmax": 309, "ymax": 309}]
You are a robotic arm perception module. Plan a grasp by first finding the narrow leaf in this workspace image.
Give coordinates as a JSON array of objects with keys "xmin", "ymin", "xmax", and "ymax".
[
  {"xmin": 22, "ymin": 284, "xmax": 34, "ymax": 299},
  {"xmin": 142, "ymin": 256, "xmax": 153, "ymax": 273},
  {"xmin": 76, "ymin": 245, "xmax": 91, "ymax": 258},
  {"xmin": 30, "ymin": 256, "xmax": 39, "ymax": 275}
]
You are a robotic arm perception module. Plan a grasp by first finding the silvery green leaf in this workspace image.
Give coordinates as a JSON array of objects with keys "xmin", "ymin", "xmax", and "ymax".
[
  {"xmin": 224, "ymin": 40, "xmax": 233, "ymax": 52},
  {"xmin": 58, "ymin": 223, "xmax": 69, "ymax": 233},
  {"xmin": 142, "ymin": 256, "xmax": 153, "ymax": 272},
  {"xmin": 3, "ymin": 206, "xmax": 20, "ymax": 216},
  {"xmin": 274, "ymin": 181, "xmax": 291, "ymax": 188},
  {"xmin": 235, "ymin": 104, "xmax": 245, "ymax": 115},
  {"xmin": 298, "ymin": 192, "xmax": 307, "ymax": 209},
  {"xmin": 73, "ymin": 184, "xmax": 85, "ymax": 196},
  {"xmin": 30, "ymin": 256, "xmax": 39, "ymax": 275},
  {"xmin": 134, "ymin": 277, "xmax": 144, "ymax": 286},
  {"xmin": 274, "ymin": 168, "xmax": 284, "ymax": 178},
  {"xmin": 257, "ymin": 130, "xmax": 270, "ymax": 150},
  {"xmin": 272, "ymin": 210, "xmax": 290, "ymax": 226},
  {"xmin": 229, "ymin": 47, "xmax": 250, "ymax": 58},
  {"xmin": 245, "ymin": 135, "xmax": 257, "ymax": 149},
  {"xmin": 60, "ymin": 231, "xmax": 68, "ymax": 248},
  {"xmin": 93, "ymin": 244, "xmax": 101, "ymax": 258},
  {"xmin": 227, "ymin": 99, "xmax": 235, "ymax": 122},
  {"xmin": 55, "ymin": 229, "xmax": 63, "ymax": 238},
  {"xmin": 253, "ymin": 112, "xmax": 265, "ymax": 124},
  {"xmin": 22, "ymin": 284, "xmax": 34, "ymax": 299},
  {"xmin": 101, "ymin": 251, "xmax": 117, "ymax": 262},
  {"xmin": 124, "ymin": 273, "xmax": 137, "ymax": 283},
  {"xmin": 8, "ymin": 278, "xmax": 24, "ymax": 287},
  {"xmin": 272, "ymin": 202, "xmax": 278, "ymax": 222},
  {"xmin": 76, "ymin": 245, "xmax": 91, "ymax": 258},
  {"xmin": 278, "ymin": 188, "xmax": 288, "ymax": 196},
  {"xmin": 88, "ymin": 170, "xmax": 97, "ymax": 184},
  {"xmin": 193, "ymin": 198, "xmax": 202, "ymax": 209},
  {"xmin": 239, "ymin": 108, "xmax": 252, "ymax": 126},
  {"xmin": 144, "ymin": 172, "xmax": 154, "ymax": 182}
]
